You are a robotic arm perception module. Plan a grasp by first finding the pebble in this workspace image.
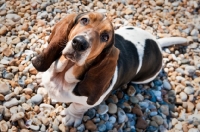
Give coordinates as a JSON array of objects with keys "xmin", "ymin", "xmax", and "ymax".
[
  {"xmin": 59, "ymin": 123, "xmax": 68, "ymax": 132},
  {"xmin": 0, "ymin": 82, "xmax": 10, "ymax": 95},
  {"xmin": 97, "ymin": 105, "xmax": 108, "ymax": 115},
  {"xmin": 175, "ymin": 122, "xmax": 182, "ymax": 130},
  {"xmin": 132, "ymin": 105, "xmax": 143, "ymax": 116},
  {"xmin": 4, "ymin": 92, "xmax": 16, "ymax": 101},
  {"xmin": 139, "ymin": 101, "xmax": 149, "ymax": 109},
  {"xmin": 3, "ymin": 98, "xmax": 18, "ymax": 108},
  {"xmin": 3, "ymin": 72, "xmax": 14, "ymax": 80},
  {"xmin": 0, "ymin": 26, "xmax": 7, "ymax": 35},
  {"xmin": 31, "ymin": 94, "xmax": 43, "ymax": 105},
  {"xmin": 109, "ymin": 116, "xmax": 116, "ymax": 124},
  {"xmin": 0, "ymin": 120, "xmax": 8, "ymax": 132},
  {"xmin": 190, "ymin": 29, "xmax": 199, "ymax": 36},
  {"xmin": 0, "ymin": 94, "xmax": 5, "ymax": 101},
  {"xmin": 160, "ymin": 105, "xmax": 169, "ymax": 116},
  {"xmin": 117, "ymin": 108, "xmax": 126, "ymax": 123},
  {"xmin": 6, "ymin": 14, "xmax": 21, "ymax": 22},
  {"xmin": 85, "ymin": 120, "xmax": 97, "ymax": 131},
  {"xmin": 136, "ymin": 117, "xmax": 148, "ymax": 129},
  {"xmin": 29, "ymin": 125, "xmax": 40, "ymax": 131},
  {"xmin": 180, "ymin": 92, "xmax": 188, "ymax": 101},
  {"xmin": 188, "ymin": 128, "xmax": 199, "ymax": 132},
  {"xmin": 40, "ymin": 124, "xmax": 46, "ymax": 131},
  {"xmin": 196, "ymin": 103, "xmax": 200, "ymax": 110},
  {"xmin": 98, "ymin": 124, "xmax": 106, "ymax": 132},
  {"xmin": 85, "ymin": 108, "xmax": 96, "ymax": 119},
  {"xmin": 108, "ymin": 103, "xmax": 117, "ymax": 114},
  {"xmin": 10, "ymin": 112, "xmax": 24, "ymax": 122},
  {"xmin": 163, "ymin": 80, "xmax": 171, "ymax": 90},
  {"xmin": 152, "ymin": 115, "xmax": 164, "ymax": 125},
  {"xmin": 23, "ymin": 88, "xmax": 33, "ymax": 95},
  {"xmin": 187, "ymin": 101, "xmax": 194, "ymax": 112},
  {"xmin": 184, "ymin": 87, "xmax": 194, "ymax": 95},
  {"xmin": 156, "ymin": 0, "xmax": 164, "ymax": 6},
  {"xmin": 171, "ymin": 118, "xmax": 178, "ymax": 126},
  {"xmin": 77, "ymin": 124, "xmax": 85, "ymax": 131},
  {"xmin": 130, "ymin": 96, "xmax": 139, "ymax": 104},
  {"xmin": 127, "ymin": 85, "xmax": 136, "ymax": 96},
  {"xmin": 185, "ymin": 66, "xmax": 196, "ymax": 75}
]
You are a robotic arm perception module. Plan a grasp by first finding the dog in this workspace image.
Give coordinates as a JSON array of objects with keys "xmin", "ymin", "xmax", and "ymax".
[{"xmin": 32, "ymin": 12, "xmax": 187, "ymax": 127}]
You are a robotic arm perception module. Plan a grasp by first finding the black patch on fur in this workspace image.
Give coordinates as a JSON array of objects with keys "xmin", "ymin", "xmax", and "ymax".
[
  {"xmin": 126, "ymin": 27, "xmax": 134, "ymax": 30},
  {"xmin": 132, "ymin": 39, "xmax": 162, "ymax": 82},
  {"xmin": 113, "ymin": 34, "xmax": 139, "ymax": 89}
]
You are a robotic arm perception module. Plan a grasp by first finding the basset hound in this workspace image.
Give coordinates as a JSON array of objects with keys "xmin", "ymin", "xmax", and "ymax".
[{"xmin": 32, "ymin": 12, "xmax": 187, "ymax": 127}]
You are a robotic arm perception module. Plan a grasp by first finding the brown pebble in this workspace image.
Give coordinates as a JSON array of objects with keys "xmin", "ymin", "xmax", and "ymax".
[
  {"xmin": 0, "ymin": 26, "xmax": 8, "ymax": 35},
  {"xmin": 85, "ymin": 120, "xmax": 97, "ymax": 131},
  {"xmin": 29, "ymin": 67, "xmax": 38, "ymax": 75},
  {"xmin": 0, "ymin": 94, "xmax": 5, "ymax": 101},
  {"xmin": 21, "ymin": 23, "xmax": 29, "ymax": 31},
  {"xmin": 187, "ymin": 101, "xmax": 194, "ymax": 112},
  {"xmin": 2, "ymin": 47, "xmax": 12, "ymax": 57},
  {"xmin": 59, "ymin": 124, "xmax": 69, "ymax": 132},
  {"xmin": 182, "ymin": 123, "xmax": 188, "ymax": 132},
  {"xmin": 19, "ymin": 65, "xmax": 25, "ymax": 72},
  {"xmin": 135, "ymin": 117, "xmax": 148, "ymax": 129},
  {"xmin": 132, "ymin": 105, "xmax": 143, "ymax": 116},
  {"xmin": 70, "ymin": 128, "xmax": 77, "ymax": 132},
  {"xmin": 34, "ymin": 105, "xmax": 40, "ymax": 113}
]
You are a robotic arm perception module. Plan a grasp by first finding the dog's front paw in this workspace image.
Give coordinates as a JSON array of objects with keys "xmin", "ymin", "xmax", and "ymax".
[{"xmin": 61, "ymin": 108, "xmax": 83, "ymax": 127}]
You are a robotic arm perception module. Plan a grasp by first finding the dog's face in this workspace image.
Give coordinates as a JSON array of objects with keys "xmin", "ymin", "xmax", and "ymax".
[
  {"xmin": 62, "ymin": 12, "xmax": 114, "ymax": 66},
  {"xmin": 32, "ymin": 12, "xmax": 114, "ymax": 71}
]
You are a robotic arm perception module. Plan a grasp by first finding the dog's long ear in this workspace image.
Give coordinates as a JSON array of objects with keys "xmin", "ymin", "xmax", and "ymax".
[
  {"xmin": 32, "ymin": 13, "xmax": 81, "ymax": 72},
  {"xmin": 73, "ymin": 46, "xmax": 119, "ymax": 105}
]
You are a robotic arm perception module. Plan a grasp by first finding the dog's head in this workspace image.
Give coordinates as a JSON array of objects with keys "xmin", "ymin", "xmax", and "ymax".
[
  {"xmin": 32, "ymin": 12, "xmax": 115, "ymax": 71},
  {"xmin": 32, "ymin": 12, "xmax": 119, "ymax": 105}
]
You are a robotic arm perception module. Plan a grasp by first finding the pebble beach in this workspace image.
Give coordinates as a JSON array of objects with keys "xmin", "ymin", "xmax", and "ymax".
[{"xmin": 0, "ymin": 0, "xmax": 200, "ymax": 131}]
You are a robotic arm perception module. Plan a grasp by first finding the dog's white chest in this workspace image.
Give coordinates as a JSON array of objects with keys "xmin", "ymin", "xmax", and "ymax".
[{"xmin": 41, "ymin": 66, "xmax": 80, "ymax": 103}]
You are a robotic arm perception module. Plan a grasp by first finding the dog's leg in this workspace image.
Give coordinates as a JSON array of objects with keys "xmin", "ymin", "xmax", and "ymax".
[{"xmin": 61, "ymin": 103, "xmax": 90, "ymax": 127}]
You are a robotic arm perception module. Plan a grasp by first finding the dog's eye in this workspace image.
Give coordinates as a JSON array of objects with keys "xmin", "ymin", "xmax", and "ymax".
[
  {"xmin": 80, "ymin": 18, "xmax": 89, "ymax": 25},
  {"xmin": 101, "ymin": 33, "xmax": 109, "ymax": 42}
]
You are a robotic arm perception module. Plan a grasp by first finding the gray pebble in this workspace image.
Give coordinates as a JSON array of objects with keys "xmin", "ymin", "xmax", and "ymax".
[
  {"xmin": 3, "ymin": 72, "xmax": 14, "ymax": 80},
  {"xmin": 77, "ymin": 124, "xmax": 85, "ymax": 131},
  {"xmin": 6, "ymin": 14, "xmax": 21, "ymax": 22},
  {"xmin": 185, "ymin": 66, "xmax": 196, "ymax": 75},
  {"xmin": 139, "ymin": 101, "xmax": 149, "ymax": 109},
  {"xmin": 163, "ymin": 80, "xmax": 171, "ymax": 90},
  {"xmin": 130, "ymin": 96, "xmax": 139, "ymax": 104},
  {"xmin": 97, "ymin": 105, "xmax": 108, "ymax": 115},
  {"xmin": 160, "ymin": 105, "xmax": 169, "ymax": 116},
  {"xmin": 184, "ymin": 87, "xmax": 194, "ymax": 95},
  {"xmin": 180, "ymin": 92, "xmax": 187, "ymax": 101},
  {"xmin": 117, "ymin": 108, "xmax": 126, "ymax": 123},
  {"xmin": 190, "ymin": 29, "xmax": 199, "ymax": 36},
  {"xmin": 3, "ymin": 98, "xmax": 18, "ymax": 108},
  {"xmin": 31, "ymin": 94, "xmax": 43, "ymax": 105}
]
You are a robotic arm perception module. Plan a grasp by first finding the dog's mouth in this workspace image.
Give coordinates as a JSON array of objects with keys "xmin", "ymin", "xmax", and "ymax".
[{"xmin": 64, "ymin": 52, "xmax": 77, "ymax": 62}]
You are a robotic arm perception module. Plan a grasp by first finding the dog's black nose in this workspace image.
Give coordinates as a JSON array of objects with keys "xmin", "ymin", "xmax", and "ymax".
[{"xmin": 72, "ymin": 36, "xmax": 89, "ymax": 51}]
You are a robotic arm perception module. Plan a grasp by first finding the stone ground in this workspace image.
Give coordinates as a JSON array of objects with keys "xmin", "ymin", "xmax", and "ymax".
[{"xmin": 0, "ymin": 0, "xmax": 200, "ymax": 131}]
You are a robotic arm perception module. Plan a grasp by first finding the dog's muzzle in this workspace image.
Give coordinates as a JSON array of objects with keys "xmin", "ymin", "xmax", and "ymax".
[{"xmin": 72, "ymin": 36, "xmax": 89, "ymax": 52}]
